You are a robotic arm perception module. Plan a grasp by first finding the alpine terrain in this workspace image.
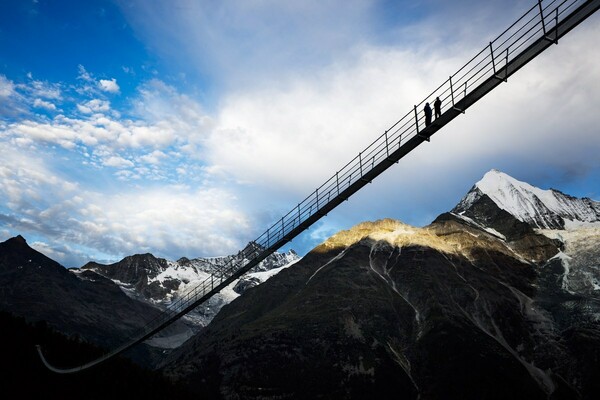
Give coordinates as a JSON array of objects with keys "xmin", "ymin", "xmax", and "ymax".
[
  {"xmin": 0, "ymin": 235, "xmax": 299, "ymax": 364},
  {"xmin": 1, "ymin": 169, "xmax": 598, "ymax": 399},
  {"xmin": 161, "ymin": 169, "xmax": 600, "ymax": 399},
  {"xmin": 78, "ymin": 246, "xmax": 300, "ymax": 347}
]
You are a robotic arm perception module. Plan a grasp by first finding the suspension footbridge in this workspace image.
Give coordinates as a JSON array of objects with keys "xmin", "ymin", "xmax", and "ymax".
[{"xmin": 37, "ymin": 0, "xmax": 600, "ymax": 373}]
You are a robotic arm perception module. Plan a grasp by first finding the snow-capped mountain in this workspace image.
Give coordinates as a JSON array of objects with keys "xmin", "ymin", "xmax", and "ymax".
[
  {"xmin": 452, "ymin": 168, "xmax": 600, "ymax": 298},
  {"xmin": 79, "ymin": 245, "xmax": 300, "ymax": 342},
  {"xmin": 454, "ymin": 169, "xmax": 600, "ymax": 229}
]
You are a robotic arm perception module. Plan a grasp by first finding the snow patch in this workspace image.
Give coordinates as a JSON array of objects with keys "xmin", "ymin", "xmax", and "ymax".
[
  {"xmin": 474, "ymin": 170, "xmax": 600, "ymax": 229},
  {"xmin": 539, "ymin": 225, "xmax": 600, "ymax": 295},
  {"xmin": 450, "ymin": 212, "xmax": 507, "ymax": 240}
]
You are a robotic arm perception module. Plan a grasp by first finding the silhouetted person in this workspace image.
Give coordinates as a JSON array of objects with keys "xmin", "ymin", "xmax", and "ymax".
[
  {"xmin": 434, "ymin": 97, "xmax": 441, "ymax": 119},
  {"xmin": 424, "ymin": 102, "xmax": 432, "ymax": 127}
]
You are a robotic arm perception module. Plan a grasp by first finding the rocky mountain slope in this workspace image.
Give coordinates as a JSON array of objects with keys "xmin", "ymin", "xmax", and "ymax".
[
  {"xmin": 78, "ymin": 247, "xmax": 300, "ymax": 338},
  {"xmin": 0, "ymin": 235, "xmax": 166, "ymax": 351},
  {"xmin": 161, "ymin": 170, "xmax": 600, "ymax": 399}
]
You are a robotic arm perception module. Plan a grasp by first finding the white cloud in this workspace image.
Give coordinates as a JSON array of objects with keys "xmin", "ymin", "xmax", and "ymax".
[
  {"xmin": 75, "ymin": 65, "xmax": 120, "ymax": 97},
  {"xmin": 33, "ymin": 98, "xmax": 57, "ymax": 111},
  {"xmin": 98, "ymin": 78, "xmax": 120, "ymax": 93},
  {"xmin": 0, "ymin": 75, "xmax": 16, "ymax": 98},
  {"xmin": 197, "ymin": 13, "xmax": 600, "ymax": 235},
  {"xmin": 117, "ymin": 0, "xmax": 380, "ymax": 90},
  {"xmin": 103, "ymin": 155, "xmax": 134, "ymax": 168},
  {"xmin": 6, "ymin": 107, "xmax": 180, "ymax": 159},
  {"xmin": 205, "ymin": 46, "xmax": 452, "ymax": 194},
  {"xmin": 139, "ymin": 150, "xmax": 167, "ymax": 165},
  {"xmin": 0, "ymin": 140, "xmax": 253, "ymax": 266},
  {"xmin": 28, "ymin": 78, "xmax": 62, "ymax": 100},
  {"xmin": 77, "ymin": 99, "xmax": 110, "ymax": 114},
  {"xmin": 77, "ymin": 64, "xmax": 94, "ymax": 82},
  {"xmin": 0, "ymin": 76, "xmax": 30, "ymax": 117}
]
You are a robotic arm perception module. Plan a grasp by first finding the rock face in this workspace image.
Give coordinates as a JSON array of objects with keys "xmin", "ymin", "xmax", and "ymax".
[
  {"xmin": 80, "ymin": 247, "xmax": 300, "ymax": 330},
  {"xmin": 0, "ymin": 234, "xmax": 299, "ymax": 368},
  {"xmin": 82, "ymin": 253, "xmax": 173, "ymax": 300},
  {"xmin": 162, "ymin": 171, "xmax": 600, "ymax": 399}
]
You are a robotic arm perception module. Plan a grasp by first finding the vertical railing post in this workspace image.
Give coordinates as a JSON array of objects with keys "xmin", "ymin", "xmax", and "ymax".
[
  {"xmin": 316, "ymin": 188, "xmax": 319, "ymax": 209},
  {"xmin": 267, "ymin": 228, "xmax": 270, "ymax": 247},
  {"xmin": 450, "ymin": 76, "xmax": 464, "ymax": 113},
  {"xmin": 538, "ymin": 0, "xmax": 547, "ymax": 35},
  {"xmin": 553, "ymin": 8, "xmax": 559, "ymax": 44},
  {"xmin": 504, "ymin": 48, "xmax": 509, "ymax": 81},
  {"xmin": 413, "ymin": 105, "xmax": 420, "ymax": 134},
  {"xmin": 489, "ymin": 42, "xmax": 497, "ymax": 75},
  {"xmin": 385, "ymin": 130, "xmax": 389, "ymax": 157},
  {"xmin": 336, "ymin": 172, "xmax": 340, "ymax": 195},
  {"xmin": 449, "ymin": 76, "xmax": 455, "ymax": 107},
  {"xmin": 359, "ymin": 152, "xmax": 363, "ymax": 177}
]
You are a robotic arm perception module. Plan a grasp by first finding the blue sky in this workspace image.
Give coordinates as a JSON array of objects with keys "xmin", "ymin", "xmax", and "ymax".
[{"xmin": 1, "ymin": 0, "xmax": 599, "ymax": 267}]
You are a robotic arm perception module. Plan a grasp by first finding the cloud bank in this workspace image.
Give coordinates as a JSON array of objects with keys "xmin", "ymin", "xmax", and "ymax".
[{"xmin": 1, "ymin": 0, "xmax": 599, "ymax": 267}]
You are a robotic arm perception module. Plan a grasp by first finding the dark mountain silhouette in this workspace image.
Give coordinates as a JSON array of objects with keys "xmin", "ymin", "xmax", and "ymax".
[{"xmin": 0, "ymin": 236, "xmax": 165, "ymax": 349}]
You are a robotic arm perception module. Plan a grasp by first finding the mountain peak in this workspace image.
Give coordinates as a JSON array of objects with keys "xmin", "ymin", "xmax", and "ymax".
[
  {"xmin": 1, "ymin": 235, "xmax": 34, "ymax": 254},
  {"xmin": 13, "ymin": 235, "xmax": 27, "ymax": 243},
  {"xmin": 455, "ymin": 170, "xmax": 600, "ymax": 230},
  {"xmin": 5, "ymin": 235, "xmax": 28, "ymax": 247}
]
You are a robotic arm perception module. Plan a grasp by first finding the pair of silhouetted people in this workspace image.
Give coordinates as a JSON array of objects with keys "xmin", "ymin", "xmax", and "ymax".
[{"xmin": 423, "ymin": 97, "xmax": 442, "ymax": 128}]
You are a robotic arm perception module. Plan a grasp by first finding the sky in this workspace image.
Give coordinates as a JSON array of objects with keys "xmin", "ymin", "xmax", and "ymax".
[{"xmin": 1, "ymin": 0, "xmax": 599, "ymax": 267}]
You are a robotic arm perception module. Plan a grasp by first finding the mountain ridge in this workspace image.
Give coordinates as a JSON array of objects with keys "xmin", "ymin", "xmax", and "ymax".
[{"xmin": 454, "ymin": 169, "xmax": 600, "ymax": 230}]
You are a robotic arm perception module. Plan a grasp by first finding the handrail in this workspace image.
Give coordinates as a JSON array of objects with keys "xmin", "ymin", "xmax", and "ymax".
[{"xmin": 37, "ymin": 0, "xmax": 599, "ymax": 373}]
